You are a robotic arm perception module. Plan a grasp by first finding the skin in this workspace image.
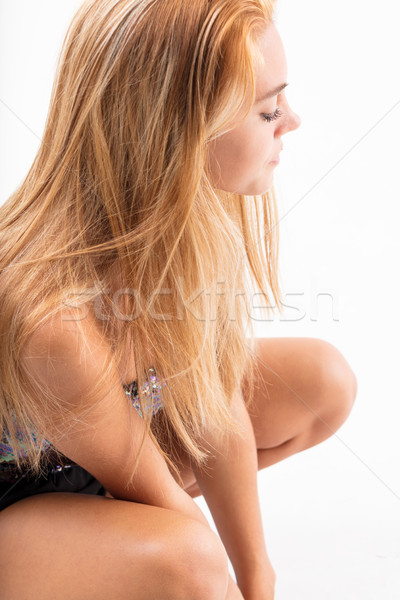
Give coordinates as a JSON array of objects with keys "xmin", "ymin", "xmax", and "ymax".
[
  {"xmin": 170, "ymin": 336, "xmax": 357, "ymax": 498},
  {"xmin": 0, "ymin": 22, "xmax": 356, "ymax": 600},
  {"xmin": 0, "ymin": 337, "xmax": 356, "ymax": 600},
  {"xmin": 208, "ymin": 23, "xmax": 301, "ymax": 196}
]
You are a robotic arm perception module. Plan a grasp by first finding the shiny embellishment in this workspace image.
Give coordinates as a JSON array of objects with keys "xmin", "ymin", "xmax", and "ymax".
[
  {"xmin": 0, "ymin": 415, "xmax": 52, "ymax": 463},
  {"xmin": 123, "ymin": 367, "xmax": 165, "ymax": 419},
  {"xmin": 1, "ymin": 366, "xmax": 166, "ymax": 481},
  {"xmin": 50, "ymin": 464, "xmax": 72, "ymax": 474}
]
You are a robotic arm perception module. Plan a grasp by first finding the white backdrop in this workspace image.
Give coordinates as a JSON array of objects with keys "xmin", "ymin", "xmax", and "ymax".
[{"xmin": 1, "ymin": 2, "xmax": 399, "ymax": 598}]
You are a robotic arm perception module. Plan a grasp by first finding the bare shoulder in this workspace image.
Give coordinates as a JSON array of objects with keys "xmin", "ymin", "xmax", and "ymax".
[
  {"xmin": 18, "ymin": 306, "xmax": 137, "ymax": 487},
  {"xmin": 18, "ymin": 305, "xmax": 183, "ymax": 505},
  {"xmin": 23, "ymin": 304, "xmax": 108, "ymax": 349},
  {"xmin": 20, "ymin": 306, "xmax": 121, "ymax": 414}
]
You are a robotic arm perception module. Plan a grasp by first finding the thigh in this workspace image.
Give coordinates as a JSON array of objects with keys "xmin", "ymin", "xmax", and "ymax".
[
  {"xmin": 172, "ymin": 336, "xmax": 341, "ymax": 489},
  {"xmin": 242, "ymin": 336, "xmax": 356, "ymax": 448},
  {"xmin": 0, "ymin": 492, "xmax": 220, "ymax": 600},
  {"xmin": 241, "ymin": 336, "xmax": 327, "ymax": 448}
]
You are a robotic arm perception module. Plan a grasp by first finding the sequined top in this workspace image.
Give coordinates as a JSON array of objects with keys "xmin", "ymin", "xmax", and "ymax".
[{"xmin": 0, "ymin": 367, "xmax": 165, "ymax": 482}]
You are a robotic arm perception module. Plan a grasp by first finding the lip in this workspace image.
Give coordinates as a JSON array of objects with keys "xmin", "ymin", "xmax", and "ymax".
[
  {"xmin": 269, "ymin": 155, "xmax": 280, "ymax": 165},
  {"xmin": 269, "ymin": 145, "xmax": 283, "ymax": 164}
]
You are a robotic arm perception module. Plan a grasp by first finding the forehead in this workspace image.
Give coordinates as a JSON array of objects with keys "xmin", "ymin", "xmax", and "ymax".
[{"xmin": 252, "ymin": 23, "xmax": 287, "ymax": 98}]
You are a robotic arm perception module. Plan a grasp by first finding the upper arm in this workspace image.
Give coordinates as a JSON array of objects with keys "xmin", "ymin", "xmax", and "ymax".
[{"xmin": 19, "ymin": 309, "xmax": 183, "ymax": 507}]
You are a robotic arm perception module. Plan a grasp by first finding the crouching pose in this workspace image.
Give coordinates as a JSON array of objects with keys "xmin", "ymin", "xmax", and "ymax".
[{"xmin": 0, "ymin": 1, "xmax": 357, "ymax": 598}]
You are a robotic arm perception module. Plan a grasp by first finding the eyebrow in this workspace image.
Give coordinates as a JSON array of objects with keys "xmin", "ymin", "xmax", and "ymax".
[{"xmin": 254, "ymin": 82, "xmax": 289, "ymax": 104}]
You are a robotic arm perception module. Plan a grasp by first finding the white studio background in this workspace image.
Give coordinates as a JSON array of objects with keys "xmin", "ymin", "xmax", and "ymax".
[{"xmin": 1, "ymin": 2, "xmax": 399, "ymax": 599}]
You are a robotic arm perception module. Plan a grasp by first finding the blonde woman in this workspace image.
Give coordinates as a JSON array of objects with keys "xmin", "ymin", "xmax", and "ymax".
[{"xmin": 0, "ymin": 1, "xmax": 357, "ymax": 598}]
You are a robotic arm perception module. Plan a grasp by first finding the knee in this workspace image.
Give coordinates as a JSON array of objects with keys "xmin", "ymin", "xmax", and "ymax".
[
  {"xmin": 182, "ymin": 523, "xmax": 230, "ymax": 600},
  {"xmin": 314, "ymin": 339, "xmax": 358, "ymax": 430},
  {"xmin": 153, "ymin": 519, "xmax": 229, "ymax": 600}
]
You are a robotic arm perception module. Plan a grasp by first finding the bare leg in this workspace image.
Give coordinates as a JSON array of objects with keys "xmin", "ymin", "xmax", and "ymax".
[
  {"xmin": 0, "ymin": 492, "xmax": 231, "ymax": 600},
  {"xmin": 179, "ymin": 337, "xmax": 357, "ymax": 498}
]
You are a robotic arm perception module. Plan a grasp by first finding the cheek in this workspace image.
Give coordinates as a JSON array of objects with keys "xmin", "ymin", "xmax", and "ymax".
[{"xmin": 212, "ymin": 126, "xmax": 272, "ymax": 180}]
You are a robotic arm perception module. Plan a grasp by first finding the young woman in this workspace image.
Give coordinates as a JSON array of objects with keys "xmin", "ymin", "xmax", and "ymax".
[{"xmin": 0, "ymin": 1, "xmax": 357, "ymax": 598}]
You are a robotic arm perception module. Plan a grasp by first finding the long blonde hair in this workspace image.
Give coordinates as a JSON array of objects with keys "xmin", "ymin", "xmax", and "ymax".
[{"xmin": 0, "ymin": 0, "xmax": 282, "ymax": 486}]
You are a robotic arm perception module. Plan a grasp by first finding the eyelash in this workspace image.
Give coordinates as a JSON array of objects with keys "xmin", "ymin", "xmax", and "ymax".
[{"xmin": 261, "ymin": 107, "xmax": 283, "ymax": 123}]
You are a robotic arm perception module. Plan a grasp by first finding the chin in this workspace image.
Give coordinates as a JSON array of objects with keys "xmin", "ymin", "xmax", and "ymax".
[
  {"xmin": 244, "ymin": 181, "xmax": 274, "ymax": 196},
  {"xmin": 242, "ymin": 172, "xmax": 274, "ymax": 196},
  {"xmin": 216, "ymin": 175, "xmax": 274, "ymax": 196}
]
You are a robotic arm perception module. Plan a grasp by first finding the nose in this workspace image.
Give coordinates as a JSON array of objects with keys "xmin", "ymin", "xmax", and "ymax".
[
  {"xmin": 278, "ymin": 102, "xmax": 301, "ymax": 135},
  {"xmin": 286, "ymin": 103, "xmax": 301, "ymax": 132},
  {"xmin": 290, "ymin": 109, "xmax": 301, "ymax": 131}
]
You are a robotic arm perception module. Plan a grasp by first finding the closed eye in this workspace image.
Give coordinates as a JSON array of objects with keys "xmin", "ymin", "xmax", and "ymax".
[{"xmin": 261, "ymin": 108, "xmax": 283, "ymax": 123}]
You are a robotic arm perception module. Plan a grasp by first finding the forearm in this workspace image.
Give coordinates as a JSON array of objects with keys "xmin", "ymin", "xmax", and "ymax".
[
  {"xmin": 192, "ymin": 389, "xmax": 272, "ymax": 594},
  {"xmin": 166, "ymin": 484, "xmax": 212, "ymax": 528},
  {"xmin": 107, "ymin": 483, "xmax": 210, "ymax": 528}
]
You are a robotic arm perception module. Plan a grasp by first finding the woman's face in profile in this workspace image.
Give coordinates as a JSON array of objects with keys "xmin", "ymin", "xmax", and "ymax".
[{"xmin": 208, "ymin": 23, "xmax": 301, "ymax": 196}]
